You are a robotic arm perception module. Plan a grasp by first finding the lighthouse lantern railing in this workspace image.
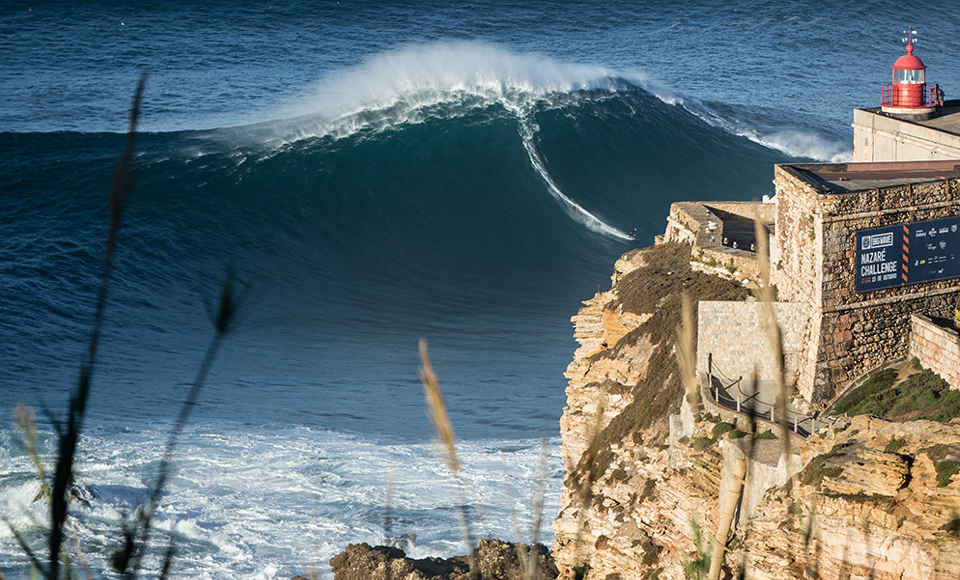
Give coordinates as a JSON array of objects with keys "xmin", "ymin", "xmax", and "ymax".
[
  {"xmin": 881, "ymin": 84, "xmax": 936, "ymax": 108},
  {"xmin": 880, "ymin": 30, "xmax": 941, "ymax": 113}
]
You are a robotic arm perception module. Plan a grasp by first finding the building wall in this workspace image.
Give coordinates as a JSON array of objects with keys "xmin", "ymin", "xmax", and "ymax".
[
  {"xmin": 663, "ymin": 214, "xmax": 698, "ymax": 245},
  {"xmin": 770, "ymin": 165, "xmax": 824, "ymax": 307},
  {"xmin": 697, "ymin": 301, "xmax": 811, "ymax": 387},
  {"xmin": 772, "ymin": 166, "xmax": 960, "ymax": 406},
  {"xmin": 853, "ymin": 108, "xmax": 960, "ymax": 162},
  {"xmin": 909, "ymin": 313, "xmax": 960, "ymax": 390}
]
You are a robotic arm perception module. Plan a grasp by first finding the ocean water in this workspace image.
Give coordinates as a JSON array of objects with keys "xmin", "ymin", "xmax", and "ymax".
[{"xmin": 2, "ymin": 1, "xmax": 960, "ymax": 578}]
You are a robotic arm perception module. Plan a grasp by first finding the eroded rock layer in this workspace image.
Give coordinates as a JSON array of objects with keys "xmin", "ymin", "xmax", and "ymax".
[{"xmin": 553, "ymin": 244, "xmax": 960, "ymax": 580}]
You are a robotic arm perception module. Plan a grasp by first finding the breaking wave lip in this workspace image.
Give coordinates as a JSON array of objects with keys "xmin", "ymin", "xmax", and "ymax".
[
  {"xmin": 216, "ymin": 41, "xmax": 636, "ymax": 240},
  {"xmin": 666, "ymin": 95, "xmax": 854, "ymax": 162},
  {"xmin": 210, "ymin": 41, "xmax": 636, "ymax": 155},
  {"xmin": 270, "ymin": 41, "xmax": 623, "ymax": 141}
]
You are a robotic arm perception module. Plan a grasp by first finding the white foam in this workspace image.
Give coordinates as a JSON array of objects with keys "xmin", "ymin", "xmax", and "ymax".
[
  {"xmin": 674, "ymin": 97, "xmax": 854, "ymax": 162},
  {"xmin": 275, "ymin": 41, "xmax": 619, "ymax": 136},
  {"xmin": 747, "ymin": 129, "xmax": 854, "ymax": 163},
  {"xmin": 0, "ymin": 426, "xmax": 562, "ymax": 579}
]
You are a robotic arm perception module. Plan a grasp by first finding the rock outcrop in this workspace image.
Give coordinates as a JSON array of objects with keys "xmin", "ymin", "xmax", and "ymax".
[
  {"xmin": 553, "ymin": 244, "xmax": 960, "ymax": 580},
  {"xmin": 328, "ymin": 242, "xmax": 960, "ymax": 580},
  {"xmin": 328, "ymin": 539, "xmax": 558, "ymax": 580}
]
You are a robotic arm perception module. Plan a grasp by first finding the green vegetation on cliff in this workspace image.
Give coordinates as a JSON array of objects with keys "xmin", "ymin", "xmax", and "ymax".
[{"xmin": 832, "ymin": 365, "xmax": 960, "ymax": 423}]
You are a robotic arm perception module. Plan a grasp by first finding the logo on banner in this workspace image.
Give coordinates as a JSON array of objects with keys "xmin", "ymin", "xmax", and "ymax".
[{"xmin": 861, "ymin": 232, "xmax": 894, "ymax": 250}]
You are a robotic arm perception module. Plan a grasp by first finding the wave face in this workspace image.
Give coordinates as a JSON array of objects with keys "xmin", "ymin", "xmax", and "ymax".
[
  {"xmin": 0, "ymin": 60, "xmax": 784, "ymax": 574},
  {"xmin": 1, "ymin": 66, "xmax": 784, "ymax": 439}
]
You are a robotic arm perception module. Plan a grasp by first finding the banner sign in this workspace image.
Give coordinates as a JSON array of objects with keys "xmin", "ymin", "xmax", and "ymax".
[{"xmin": 855, "ymin": 216, "xmax": 960, "ymax": 292}]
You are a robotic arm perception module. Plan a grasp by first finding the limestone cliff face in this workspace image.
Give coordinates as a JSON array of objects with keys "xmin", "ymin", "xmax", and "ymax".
[
  {"xmin": 742, "ymin": 415, "xmax": 960, "ymax": 580},
  {"xmin": 553, "ymin": 246, "xmax": 960, "ymax": 580},
  {"xmin": 559, "ymin": 248, "xmax": 654, "ymax": 471}
]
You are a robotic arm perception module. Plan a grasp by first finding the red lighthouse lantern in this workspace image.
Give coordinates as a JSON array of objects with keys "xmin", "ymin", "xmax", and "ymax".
[{"xmin": 881, "ymin": 31, "xmax": 939, "ymax": 120}]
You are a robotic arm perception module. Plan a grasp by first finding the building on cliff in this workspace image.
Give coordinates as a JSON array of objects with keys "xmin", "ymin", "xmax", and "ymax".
[
  {"xmin": 663, "ymin": 39, "xmax": 960, "ymax": 409},
  {"xmin": 553, "ymin": 38, "xmax": 960, "ymax": 580}
]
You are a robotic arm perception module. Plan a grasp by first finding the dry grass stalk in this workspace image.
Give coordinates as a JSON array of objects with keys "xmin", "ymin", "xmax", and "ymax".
[
  {"xmin": 2, "ymin": 76, "xmax": 243, "ymax": 580},
  {"xmin": 753, "ymin": 219, "xmax": 791, "ymax": 461},
  {"xmin": 755, "ymin": 218, "xmax": 809, "ymax": 576},
  {"xmin": 525, "ymin": 437, "xmax": 550, "ymax": 580},
  {"xmin": 502, "ymin": 462, "xmax": 536, "ymax": 580},
  {"xmin": 14, "ymin": 404, "xmax": 51, "ymax": 505},
  {"xmin": 676, "ymin": 293, "xmax": 699, "ymax": 412},
  {"xmin": 44, "ymin": 73, "xmax": 145, "ymax": 580},
  {"xmin": 530, "ymin": 437, "xmax": 548, "ymax": 548},
  {"xmin": 735, "ymin": 371, "xmax": 762, "ymax": 580},
  {"xmin": 502, "ymin": 436, "xmax": 549, "ymax": 580},
  {"xmin": 418, "ymin": 340, "xmax": 477, "ymax": 578},
  {"xmin": 419, "ymin": 340, "xmax": 460, "ymax": 474}
]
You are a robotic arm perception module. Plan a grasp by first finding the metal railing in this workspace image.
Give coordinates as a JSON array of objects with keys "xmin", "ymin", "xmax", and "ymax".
[
  {"xmin": 881, "ymin": 83, "xmax": 938, "ymax": 109},
  {"xmin": 705, "ymin": 355, "xmax": 836, "ymax": 438}
]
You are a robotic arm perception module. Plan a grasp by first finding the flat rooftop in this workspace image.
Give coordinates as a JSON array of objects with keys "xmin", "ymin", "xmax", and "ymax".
[
  {"xmin": 919, "ymin": 104, "xmax": 960, "ymax": 136},
  {"xmin": 782, "ymin": 159, "xmax": 960, "ymax": 195},
  {"xmin": 671, "ymin": 201, "xmax": 774, "ymax": 253},
  {"xmin": 859, "ymin": 100, "xmax": 960, "ymax": 137}
]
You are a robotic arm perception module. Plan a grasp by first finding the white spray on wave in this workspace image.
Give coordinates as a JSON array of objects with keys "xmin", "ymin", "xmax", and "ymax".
[{"xmin": 260, "ymin": 41, "xmax": 635, "ymax": 240}]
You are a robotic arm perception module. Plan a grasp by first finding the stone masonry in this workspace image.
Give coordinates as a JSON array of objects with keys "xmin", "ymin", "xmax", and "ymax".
[
  {"xmin": 661, "ymin": 201, "xmax": 776, "ymax": 285},
  {"xmin": 696, "ymin": 300, "xmax": 810, "ymax": 387},
  {"xmin": 909, "ymin": 313, "xmax": 960, "ymax": 390},
  {"xmin": 771, "ymin": 163, "xmax": 960, "ymax": 407}
]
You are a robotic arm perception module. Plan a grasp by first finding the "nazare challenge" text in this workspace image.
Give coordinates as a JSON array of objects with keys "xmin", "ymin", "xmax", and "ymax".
[{"xmin": 861, "ymin": 248, "xmax": 898, "ymax": 277}]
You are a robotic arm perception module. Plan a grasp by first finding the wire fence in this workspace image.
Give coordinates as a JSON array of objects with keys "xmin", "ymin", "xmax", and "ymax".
[{"xmin": 705, "ymin": 355, "xmax": 837, "ymax": 438}]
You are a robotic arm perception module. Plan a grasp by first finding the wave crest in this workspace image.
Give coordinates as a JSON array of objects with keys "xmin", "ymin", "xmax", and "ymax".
[{"xmin": 247, "ymin": 42, "xmax": 620, "ymax": 144}]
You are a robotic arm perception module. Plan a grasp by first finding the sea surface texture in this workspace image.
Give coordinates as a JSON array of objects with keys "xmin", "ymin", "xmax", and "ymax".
[{"xmin": 2, "ymin": 1, "xmax": 959, "ymax": 578}]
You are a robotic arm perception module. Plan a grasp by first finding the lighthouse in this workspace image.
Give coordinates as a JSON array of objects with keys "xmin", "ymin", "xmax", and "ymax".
[{"xmin": 881, "ymin": 30, "xmax": 941, "ymax": 121}]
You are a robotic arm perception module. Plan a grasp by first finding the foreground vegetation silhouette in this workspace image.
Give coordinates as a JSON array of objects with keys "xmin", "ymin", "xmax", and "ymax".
[{"xmin": 3, "ymin": 76, "xmax": 243, "ymax": 580}]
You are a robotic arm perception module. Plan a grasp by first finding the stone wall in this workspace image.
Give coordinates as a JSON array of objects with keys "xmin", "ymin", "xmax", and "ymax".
[
  {"xmin": 696, "ymin": 301, "xmax": 811, "ymax": 385},
  {"xmin": 772, "ymin": 164, "xmax": 960, "ymax": 406},
  {"xmin": 663, "ymin": 201, "xmax": 776, "ymax": 285},
  {"xmin": 909, "ymin": 313, "xmax": 960, "ymax": 390},
  {"xmin": 690, "ymin": 246, "xmax": 761, "ymax": 284},
  {"xmin": 663, "ymin": 211, "xmax": 700, "ymax": 245},
  {"xmin": 769, "ymin": 167, "xmax": 823, "ymax": 307}
]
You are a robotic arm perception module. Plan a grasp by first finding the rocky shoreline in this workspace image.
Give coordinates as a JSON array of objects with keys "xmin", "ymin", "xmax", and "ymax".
[
  {"xmin": 325, "ymin": 242, "xmax": 960, "ymax": 580},
  {"xmin": 323, "ymin": 539, "xmax": 557, "ymax": 580},
  {"xmin": 549, "ymin": 243, "xmax": 960, "ymax": 580}
]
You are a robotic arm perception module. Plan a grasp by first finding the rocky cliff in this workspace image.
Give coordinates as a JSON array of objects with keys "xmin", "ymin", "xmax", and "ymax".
[{"xmin": 552, "ymin": 243, "xmax": 960, "ymax": 580}]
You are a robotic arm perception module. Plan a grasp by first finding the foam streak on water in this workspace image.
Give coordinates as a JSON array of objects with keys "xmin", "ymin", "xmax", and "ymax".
[{"xmin": 518, "ymin": 118, "xmax": 632, "ymax": 240}]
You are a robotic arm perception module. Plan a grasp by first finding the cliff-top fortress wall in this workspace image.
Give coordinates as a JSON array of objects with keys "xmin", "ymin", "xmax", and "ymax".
[
  {"xmin": 663, "ymin": 156, "xmax": 960, "ymax": 408},
  {"xmin": 772, "ymin": 160, "xmax": 960, "ymax": 405},
  {"xmin": 549, "ymin": 85, "xmax": 960, "ymax": 580}
]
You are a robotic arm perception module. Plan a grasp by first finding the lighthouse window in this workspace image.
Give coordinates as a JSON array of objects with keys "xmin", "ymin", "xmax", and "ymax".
[{"xmin": 896, "ymin": 69, "xmax": 924, "ymax": 84}]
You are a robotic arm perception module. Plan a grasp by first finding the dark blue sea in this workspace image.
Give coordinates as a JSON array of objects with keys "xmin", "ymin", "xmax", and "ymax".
[{"xmin": 2, "ymin": 1, "xmax": 959, "ymax": 577}]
